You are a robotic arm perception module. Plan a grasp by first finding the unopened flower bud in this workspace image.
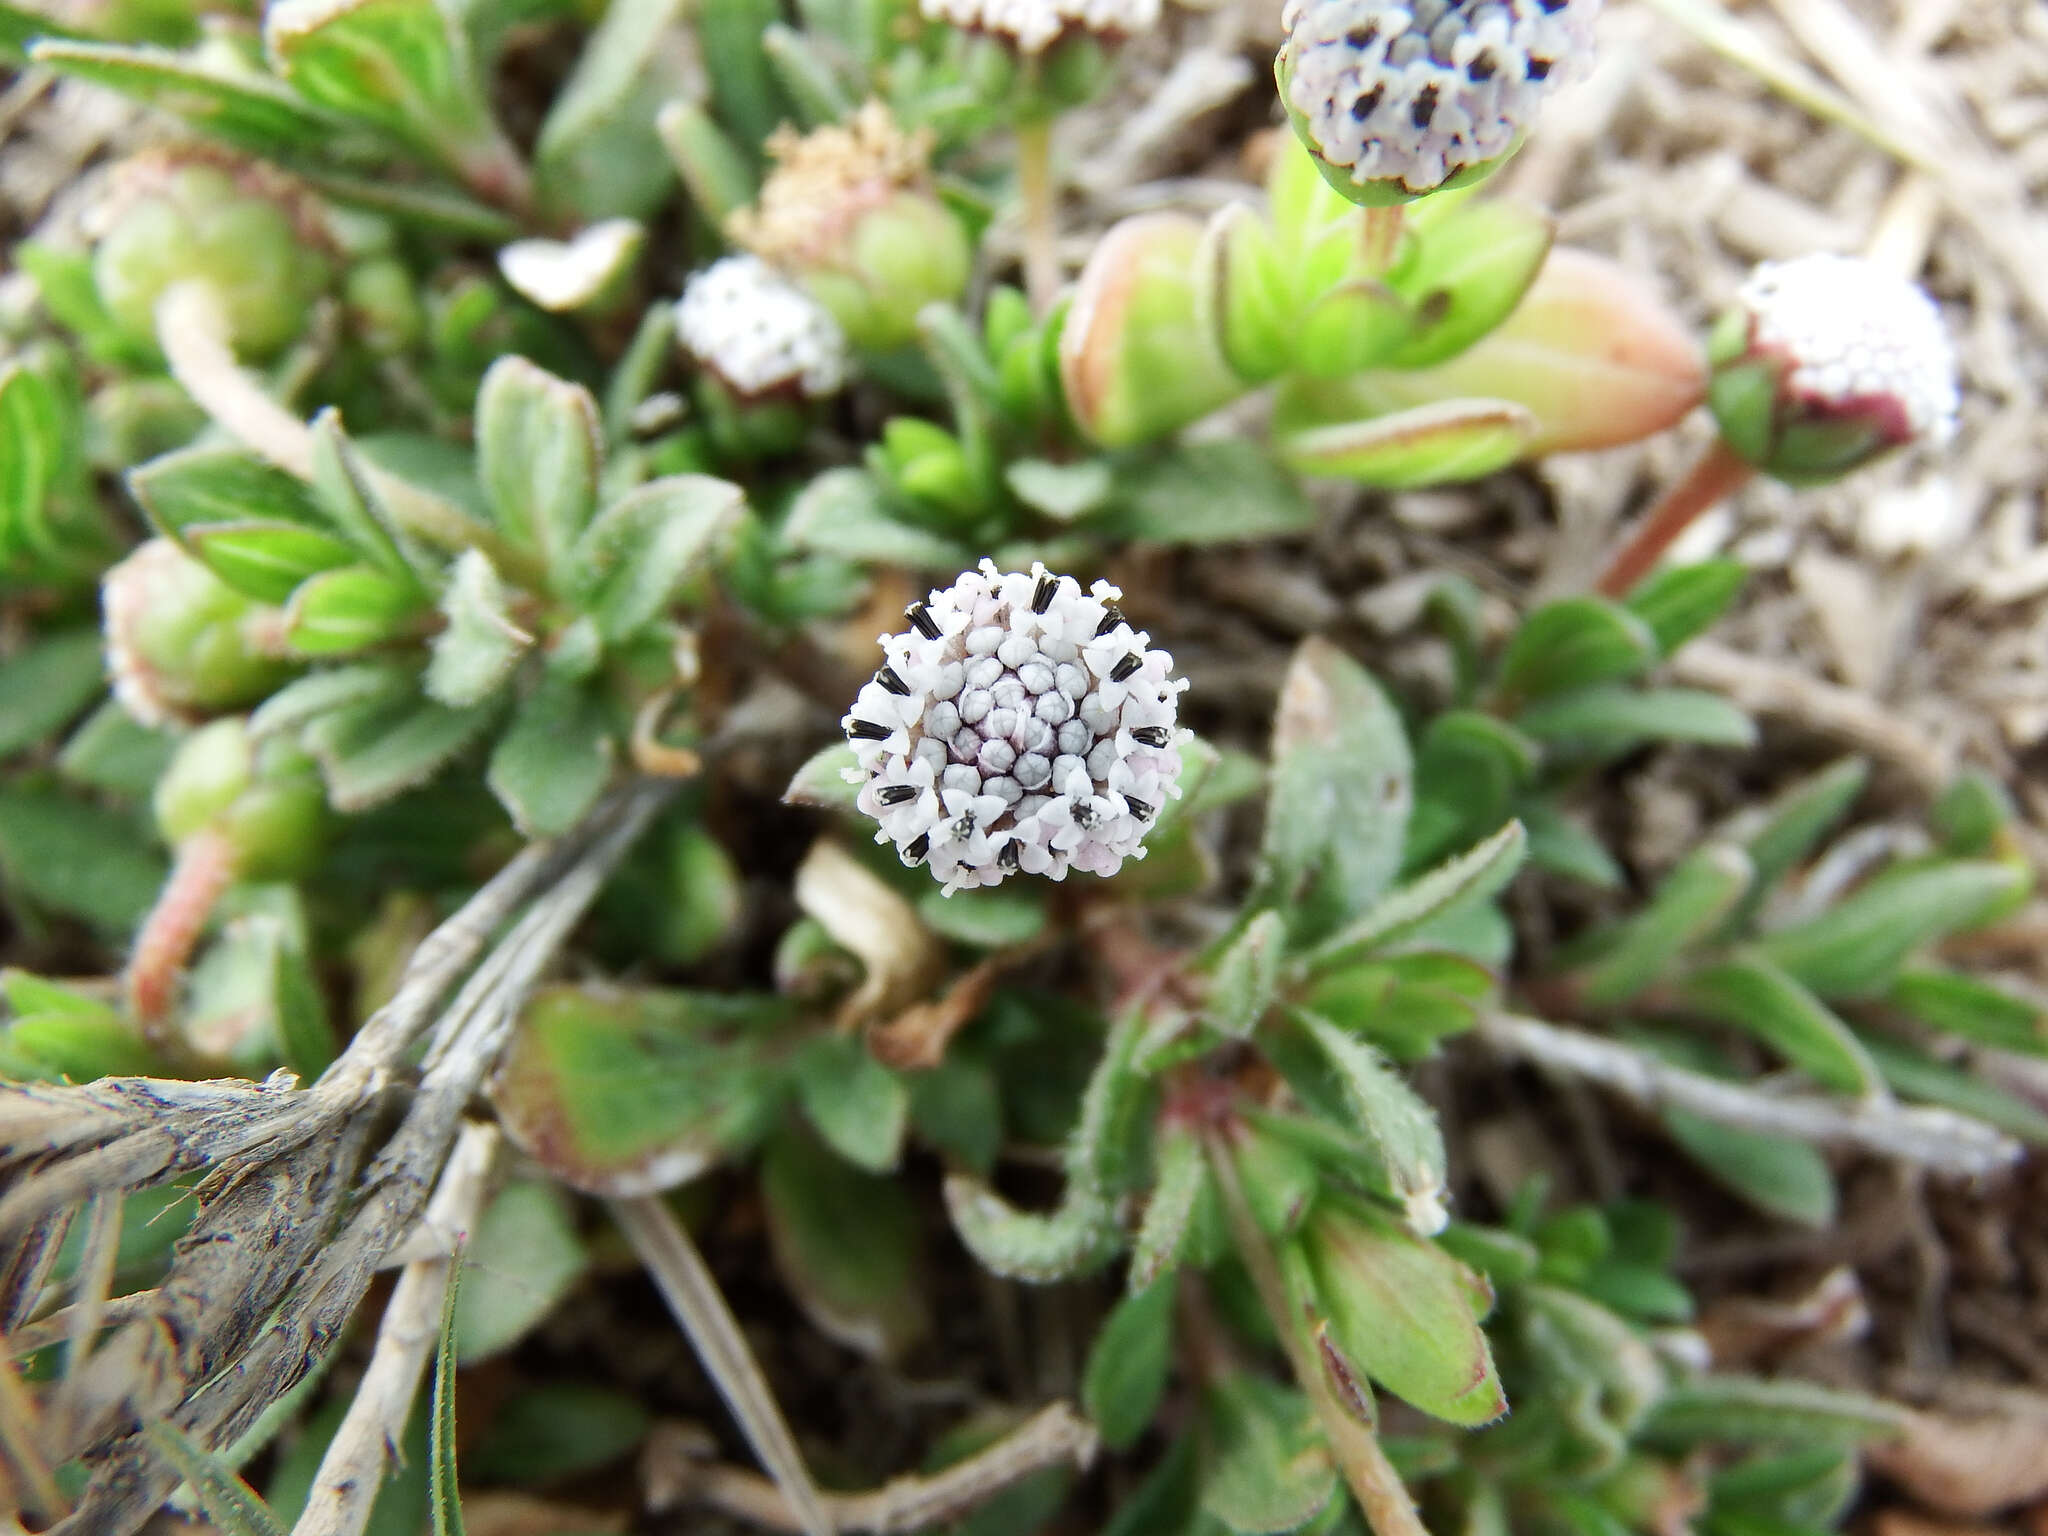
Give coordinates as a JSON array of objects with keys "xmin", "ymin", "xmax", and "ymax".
[
  {"xmin": 921, "ymin": 0, "xmax": 1157, "ymax": 55},
  {"xmin": 675, "ymin": 254, "xmax": 851, "ymax": 402},
  {"xmin": 343, "ymin": 256, "xmax": 426, "ymax": 355},
  {"xmin": 154, "ymin": 718, "xmax": 328, "ymax": 880},
  {"xmin": 104, "ymin": 539, "xmax": 295, "ymax": 729},
  {"xmin": 841, "ymin": 559, "xmax": 1188, "ymax": 893},
  {"xmin": 91, "ymin": 150, "xmax": 333, "ymax": 359},
  {"xmin": 1278, "ymin": 0, "xmax": 1600, "ymax": 203},
  {"xmin": 1708, "ymin": 252, "xmax": 1959, "ymax": 484},
  {"xmin": 728, "ymin": 104, "xmax": 972, "ymax": 352}
]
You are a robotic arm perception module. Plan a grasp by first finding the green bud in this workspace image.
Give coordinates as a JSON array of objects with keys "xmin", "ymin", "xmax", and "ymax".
[
  {"xmin": 92, "ymin": 151, "xmax": 332, "ymax": 360},
  {"xmin": 104, "ymin": 539, "xmax": 296, "ymax": 729},
  {"xmin": 88, "ymin": 378, "xmax": 209, "ymax": 470},
  {"xmin": 154, "ymin": 717, "xmax": 328, "ymax": 879},
  {"xmin": 1707, "ymin": 253, "xmax": 1959, "ymax": 486},
  {"xmin": 1058, "ymin": 213, "xmax": 1251, "ymax": 448},
  {"xmin": 343, "ymin": 257, "xmax": 426, "ymax": 355}
]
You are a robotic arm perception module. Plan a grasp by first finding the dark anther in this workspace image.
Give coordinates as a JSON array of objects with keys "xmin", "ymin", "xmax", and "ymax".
[
  {"xmin": 1466, "ymin": 51, "xmax": 1495, "ymax": 80},
  {"xmin": 1032, "ymin": 574, "xmax": 1058, "ymax": 613},
  {"xmin": 1350, "ymin": 84, "xmax": 1385, "ymax": 122},
  {"xmin": 906, "ymin": 601, "xmax": 941, "ymax": 639},
  {"xmin": 1110, "ymin": 653, "xmax": 1142, "ymax": 683},
  {"xmin": 1525, "ymin": 54, "xmax": 1552, "ymax": 78},
  {"xmin": 848, "ymin": 719, "xmax": 891, "ymax": 741},
  {"xmin": 1344, "ymin": 21, "xmax": 1377, "ymax": 46},
  {"xmin": 999, "ymin": 840, "xmax": 1021, "ymax": 870},
  {"xmin": 878, "ymin": 784, "xmax": 917, "ymax": 805},
  {"xmin": 875, "ymin": 665, "xmax": 910, "ymax": 695},
  {"xmin": 1094, "ymin": 604, "xmax": 1127, "ymax": 637},
  {"xmin": 1072, "ymin": 801, "xmax": 1099, "ymax": 830},
  {"xmin": 1124, "ymin": 795, "xmax": 1155, "ymax": 821},
  {"xmin": 904, "ymin": 832, "xmax": 930, "ymax": 864},
  {"xmin": 1410, "ymin": 84, "xmax": 1439, "ymax": 129},
  {"xmin": 1131, "ymin": 725, "xmax": 1170, "ymax": 748}
]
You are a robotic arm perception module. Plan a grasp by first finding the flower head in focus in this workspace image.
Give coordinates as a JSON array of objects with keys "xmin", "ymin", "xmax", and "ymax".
[
  {"xmin": 675, "ymin": 254, "xmax": 852, "ymax": 401},
  {"xmin": 842, "ymin": 560, "xmax": 1189, "ymax": 893},
  {"xmin": 1708, "ymin": 252, "xmax": 1960, "ymax": 484},
  {"xmin": 1278, "ymin": 0, "xmax": 1601, "ymax": 203}
]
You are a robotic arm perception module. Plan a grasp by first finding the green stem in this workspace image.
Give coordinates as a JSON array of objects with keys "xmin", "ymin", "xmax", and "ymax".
[
  {"xmin": 1017, "ymin": 115, "xmax": 1060, "ymax": 315},
  {"xmin": 1204, "ymin": 1132, "xmax": 1434, "ymax": 1536}
]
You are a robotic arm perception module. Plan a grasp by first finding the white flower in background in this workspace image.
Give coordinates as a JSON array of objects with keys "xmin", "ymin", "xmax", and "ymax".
[
  {"xmin": 675, "ymin": 254, "xmax": 851, "ymax": 399},
  {"xmin": 1280, "ymin": 0, "xmax": 1601, "ymax": 196},
  {"xmin": 842, "ymin": 560, "xmax": 1189, "ymax": 893},
  {"xmin": 921, "ymin": 0, "xmax": 1159, "ymax": 55},
  {"xmin": 1734, "ymin": 253, "xmax": 1959, "ymax": 448}
]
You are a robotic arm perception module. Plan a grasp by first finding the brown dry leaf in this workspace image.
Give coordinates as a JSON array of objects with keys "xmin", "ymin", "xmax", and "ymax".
[
  {"xmin": 1868, "ymin": 1400, "xmax": 2048, "ymax": 1517},
  {"xmin": 868, "ymin": 953, "xmax": 1007, "ymax": 1071},
  {"xmin": 1871, "ymin": 1510, "xmax": 2009, "ymax": 1536},
  {"xmin": 1700, "ymin": 1266, "xmax": 1869, "ymax": 1369},
  {"xmin": 793, "ymin": 839, "xmax": 946, "ymax": 1031}
]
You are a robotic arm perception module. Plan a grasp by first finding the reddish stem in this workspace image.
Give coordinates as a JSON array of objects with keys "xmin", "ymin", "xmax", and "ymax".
[
  {"xmin": 1594, "ymin": 437, "xmax": 1756, "ymax": 599},
  {"xmin": 127, "ymin": 828, "xmax": 237, "ymax": 1036}
]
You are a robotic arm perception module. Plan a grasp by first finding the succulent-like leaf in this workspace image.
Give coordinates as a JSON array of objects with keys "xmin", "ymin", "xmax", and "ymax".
[
  {"xmin": 0, "ymin": 350, "xmax": 81, "ymax": 557},
  {"xmin": 1274, "ymin": 392, "xmax": 1536, "ymax": 489},
  {"xmin": 1383, "ymin": 199, "xmax": 1554, "ymax": 369},
  {"xmin": 1201, "ymin": 203, "xmax": 1293, "ymax": 384},
  {"xmin": 475, "ymin": 356, "xmax": 603, "ymax": 569},
  {"xmin": 1293, "ymin": 279, "xmax": 1416, "ymax": 380}
]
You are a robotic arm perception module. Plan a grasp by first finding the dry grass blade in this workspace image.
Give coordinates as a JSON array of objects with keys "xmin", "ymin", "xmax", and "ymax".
[
  {"xmin": 292, "ymin": 1120, "xmax": 500, "ymax": 1536},
  {"xmin": 609, "ymin": 1194, "xmax": 835, "ymax": 1536},
  {"xmin": 642, "ymin": 1403, "xmax": 1100, "ymax": 1534},
  {"xmin": 1477, "ymin": 1011, "xmax": 2021, "ymax": 1176}
]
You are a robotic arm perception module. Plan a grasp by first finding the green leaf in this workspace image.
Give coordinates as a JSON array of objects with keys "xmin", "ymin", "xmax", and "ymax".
[
  {"xmin": 1404, "ymin": 711, "xmax": 1537, "ymax": 869},
  {"xmin": 490, "ymin": 984, "xmax": 792, "ymax": 1193},
  {"xmin": 1083, "ymin": 1280, "xmax": 1174, "ymax": 1451},
  {"xmin": 1384, "ymin": 199, "xmax": 1554, "ymax": 369},
  {"xmin": 304, "ymin": 689, "xmax": 498, "ymax": 810},
  {"xmin": 129, "ymin": 444, "xmax": 330, "ymax": 543},
  {"xmin": 695, "ymin": 0, "xmax": 786, "ymax": 148},
  {"xmin": 431, "ymin": 1237, "xmax": 466, "ymax": 1536},
  {"xmin": 1257, "ymin": 637, "xmax": 1414, "ymax": 944},
  {"xmin": 308, "ymin": 410, "xmax": 428, "ymax": 581},
  {"xmin": 1274, "ymin": 393, "xmax": 1536, "ymax": 489},
  {"xmin": 486, "ymin": 677, "xmax": 613, "ymax": 837},
  {"xmin": 250, "ymin": 660, "xmax": 414, "ymax": 739},
  {"xmin": 781, "ymin": 742, "xmax": 861, "ymax": 812},
  {"xmin": 1130, "ymin": 1122, "xmax": 1207, "ymax": 1293},
  {"xmin": 1519, "ymin": 799, "xmax": 1624, "ymax": 889},
  {"xmin": 284, "ymin": 564, "xmax": 429, "ymax": 655},
  {"xmin": 1578, "ymin": 1261, "xmax": 1693, "ymax": 1323},
  {"xmin": 1888, "ymin": 968, "xmax": 2048, "ymax": 1057},
  {"xmin": 1095, "ymin": 440, "xmax": 1318, "ymax": 545},
  {"xmin": 917, "ymin": 884, "xmax": 1047, "ymax": 948},
  {"xmin": 1295, "ymin": 1009, "xmax": 1446, "ymax": 1231},
  {"xmin": 1859, "ymin": 1032, "xmax": 2048, "ymax": 1145},
  {"xmin": 1680, "ymin": 953, "xmax": 1882, "ymax": 1096},
  {"xmin": 266, "ymin": 0, "xmax": 504, "ymax": 178},
  {"xmin": 142, "ymin": 1420, "xmax": 288, "ymax": 1536},
  {"xmin": 6, "ymin": 1006, "xmax": 161, "ymax": 1080},
  {"xmin": 1726, "ymin": 755, "xmax": 1869, "ymax": 906},
  {"xmin": 454, "ymin": 1179, "xmax": 590, "ymax": 1363},
  {"xmin": 30, "ymin": 38, "xmax": 352, "ymax": 152},
  {"xmin": 1516, "ymin": 685, "xmax": 1757, "ymax": 756},
  {"xmin": 532, "ymin": 0, "xmax": 684, "ymax": 220},
  {"xmin": 0, "ymin": 629, "xmax": 104, "ymax": 759},
  {"xmin": 1931, "ymin": 769, "xmax": 2012, "ymax": 857},
  {"xmin": 763, "ymin": 1122, "xmax": 929, "ymax": 1360},
  {"xmin": 1292, "ymin": 278, "xmax": 1417, "ymax": 379},
  {"xmin": 1310, "ymin": 819, "xmax": 1526, "ymax": 969},
  {"xmin": 424, "ymin": 549, "xmax": 529, "ymax": 707},
  {"xmin": 1639, "ymin": 1377, "xmax": 1905, "ymax": 1451},
  {"xmin": 793, "ymin": 1032, "xmax": 909, "ymax": 1174},
  {"xmin": 1663, "ymin": 1109, "xmax": 1836, "ymax": 1227},
  {"xmin": 655, "ymin": 99, "xmax": 757, "ymax": 225},
  {"xmin": 907, "ymin": 1055, "xmax": 1002, "ymax": 1174},
  {"xmin": 1005, "ymin": 458, "xmax": 1114, "ymax": 522},
  {"xmin": 475, "ymin": 356, "xmax": 603, "ymax": 566},
  {"xmin": 568, "ymin": 475, "xmax": 743, "ymax": 640},
  {"xmin": 1300, "ymin": 1199, "xmax": 1506, "ymax": 1427},
  {"xmin": 59, "ymin": 702, "xmax": 175, "ymax": 796},
  {"xmin": 187, "ymin": 521, "xmax": 359, "ymax": 604},
  {"xmin": 781, "ymin": 467, "xmax": 972, "ymax": 570},
  {"xmin": 1624, "ymin": 557, "xmax": 1747, "ymax": 655},
  {"xmin": 0, "ymin": 349, "xmax": 80, "ymax": 556},
  {"xmin": 1494, "ymin": 597, "xmax": 1660, "ymax": 704},
  {"xmin": 760, "ymin": 21, "xmax": 853, "ymax": 125},
  {"xmin": 1207, "ymin": 909, "xmax": 1286, "ymax": 1039},
  {"xmin": 1579, "ymin": 843, "xmax": 1754, "ymax": 1007},
  {"xmin": 1198, "ymin": 1374, "xmax": 1337, "ymax": 1536},
  {"xmin": 1757, "ymin": 860, "xmax": 2029, "ymax": 998},
  {"xmin": 469, "ymin": 1384, "xmax": 648, "ymax": 1485},
  {"xmin": 0, "ymin": 789, "xmax": 166, "ymax": 932}
]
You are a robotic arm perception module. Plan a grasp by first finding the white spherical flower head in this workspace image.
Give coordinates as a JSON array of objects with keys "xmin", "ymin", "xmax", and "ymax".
[
  {"xmin": 675, "ymin": 254, "xmax": 851, "ymax": 400},
  {"xmin": 1732, "ymin": 253, "xmax": 1959, "ymax": 449},
  {"xmin": 921, "ymin": 0, "xmax": 1158, "ymax": 55},
  {"xmin": 841, "ymin": 560, "xmax": 1190, "ymax": 893},
  {"xmin": 1280, "ymin": 0, "xmax": 1600, "ymax": 198}
]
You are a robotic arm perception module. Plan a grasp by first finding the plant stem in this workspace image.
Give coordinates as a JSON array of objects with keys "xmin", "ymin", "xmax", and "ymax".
[
  {"xmin": 127, "ymin": 827, "xmax": 237, "ymax": 1036},
  {"xmin": 1017, "ymin": 116, "xmax": 1060, "ymax": 315},
  {"xmin": 1204, "ymin": 1134, "xmax": 1433, "ymax": 1536},
  {"xmin": 156, "ymin": 282, "xmax": 317, "ymax": 480},
  {"xmin": 1593, "ymin": 436, "xmax": 1755, "ymax": 598},
  {"xmin": 1360, "ymin": 204, "xmax": 1405, "ymax": 277}
]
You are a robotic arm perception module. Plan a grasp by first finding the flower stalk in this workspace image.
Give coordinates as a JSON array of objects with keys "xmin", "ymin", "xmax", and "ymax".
[{"xmin": 1594, "ymin": 437, "xmax": 1753, "ymax": 598}]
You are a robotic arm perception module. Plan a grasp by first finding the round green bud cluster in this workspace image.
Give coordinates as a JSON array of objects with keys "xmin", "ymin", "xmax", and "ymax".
[
  {"xmin": 92, "ymin": 151, "xmax": 333, "ymax": 360},
  {"xmin": 103, "ymin": 539, "xmax": 296, "ymax": 729},
  {"xmin": 154, "ymin": 718, "xmax": 329, "ymax": 881}
]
